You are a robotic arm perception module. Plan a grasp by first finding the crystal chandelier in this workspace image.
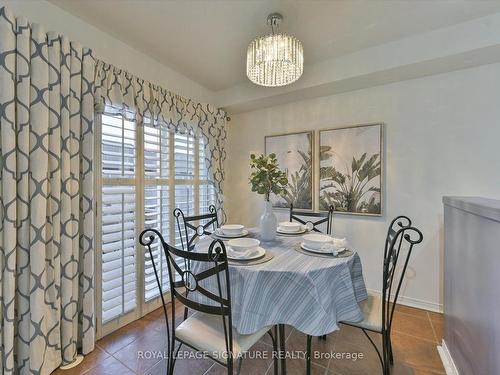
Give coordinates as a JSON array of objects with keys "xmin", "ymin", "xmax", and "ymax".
[{"xmin": 246, "ymin": 13, "xmax": 304, "ymax": 87}]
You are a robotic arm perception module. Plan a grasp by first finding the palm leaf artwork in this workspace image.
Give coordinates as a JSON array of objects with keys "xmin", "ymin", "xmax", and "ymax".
[
  {"xmin": 267, "ymin": 133, "xmax": 313, "ymax": 209},
  {"xmin": 319, "ymin": 125, "xmax": 382, "ymax": 214}
]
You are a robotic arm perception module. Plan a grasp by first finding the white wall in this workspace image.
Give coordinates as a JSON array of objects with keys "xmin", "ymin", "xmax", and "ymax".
[
  {"xmin": 0, "ymin": 0, "xmax": 214, "ymax": 103},
  {"xmin": 225, "ymin": 63, "xmax": 500, "ymax": 312}
]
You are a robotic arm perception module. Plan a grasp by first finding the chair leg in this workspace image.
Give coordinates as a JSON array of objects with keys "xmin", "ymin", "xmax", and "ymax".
[
  {"xmin": 387, "ymin": 335, "xmax": 394, "ymax": 365},
  {"xmin": 382, "ymin": 331, "xmax": 390, "ymax": 375},
  {"xmin": 272, "ymin": 327, "xmax": 279, "ymax": 375},
  {"xmin": 168, "ymin": 342, "xmax": 182, "ymax": 375},
  {"xmin": 278, "ymin": 324, "xmax": 287, "ymax": 375},
  {"xmin": 361, "ymin": 329, "xmax": 387, "ymax": 375},
  {"xmin": 235, "ymin": 357, "xmax": 243, "ymax": 375},
  {"xmin": 306, "ymin": 335, "xmax": 312, "ymax": 375},
  {"xmin": 266, "ymin": 327, "xmax": 279, "ymax": 375}
]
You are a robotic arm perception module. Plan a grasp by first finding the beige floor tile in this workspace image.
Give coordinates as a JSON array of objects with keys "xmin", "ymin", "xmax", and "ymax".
[
  {"xmin": 112, "ymin": 328, "xmax": 167, "ymax": 373},
  {"xmin": 82, "ymin": 356, "xmax": 135, "ymax": 375},
  {"xmin": 391, "ymin": 332, "xmax": 445, "ymax": 374},
  {"xmin": 430, "ymin": 319, "xmax": 444, "ymax": 343},
  {"xmin": 97, "ymin": 319, "xmax": 151, "ymax": 355},
  {"xmin": 392, "ymin": 313, "xmax": 436, "ymax": 342},
  {"xmin": 328, "ymin": 338, "xmax": 382, "ymax": 375},
  {"xmin": 393, "ymin": 305, "xmax": 430, "ymax": 320},
  {"xmin": 427, "ymin": 311, "xmax": 444, "ymax": 323}
]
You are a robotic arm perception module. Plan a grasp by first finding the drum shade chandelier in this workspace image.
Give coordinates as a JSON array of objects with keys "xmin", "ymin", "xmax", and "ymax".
[{"xmin": 246, "ymin": 13, "xmax": 304, "ymax": 87}]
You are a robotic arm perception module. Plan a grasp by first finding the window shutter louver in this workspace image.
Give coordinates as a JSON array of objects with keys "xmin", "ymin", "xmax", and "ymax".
[{"xmin": 101, "ymin": 185, "xmax": 136, "ymax": 323}]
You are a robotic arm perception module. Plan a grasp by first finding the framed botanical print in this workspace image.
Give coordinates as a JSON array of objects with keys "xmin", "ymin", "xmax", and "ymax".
[
  {"xmin": 319, "ymin": 123, "xmax": 383, "ymax": 216},
  {"xmin": 265, "ymin": 131, "xmax": 313, "ymax": 209}
]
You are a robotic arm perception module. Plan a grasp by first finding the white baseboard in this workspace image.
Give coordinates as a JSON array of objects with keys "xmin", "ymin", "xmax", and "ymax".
[
  {"xmin": 438, "ymin": 340, "xmax": 459, "ymax": 375},
  {"xmin": 367, "ymin": 288, "xmax": 443, "ymax": 313}
]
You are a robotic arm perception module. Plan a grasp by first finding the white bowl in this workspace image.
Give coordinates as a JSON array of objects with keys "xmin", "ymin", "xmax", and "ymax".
[
  {"xmin": 278, "ymin": 221, "xmax": 302, "ymax": 232},
  {"xmin": 221, "ymin": 224, "xmax": 245, "ymax": 236},
  {"xmin": 228, "ymin": 238, "xmax": 260, "ymax": 253},
  {"xmin": 302, "ymin": 234, "xmax": 332, "ymax": 250}
]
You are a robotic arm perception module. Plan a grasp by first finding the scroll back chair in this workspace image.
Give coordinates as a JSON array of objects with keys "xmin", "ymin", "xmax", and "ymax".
[
  {"xmin": 174, "ymin": 204, "xmax": 219, "ymax": 253},
  {"xmin": 139, "ymin": 230, "xmax": 278, "ymax": 375},
  {"xmin": 339, "ymin": 216, "xmax": 423, "ymax": 375},
  {"xmin": 289, "ymin": 204, "xmax": 334, "ymax": 234}
]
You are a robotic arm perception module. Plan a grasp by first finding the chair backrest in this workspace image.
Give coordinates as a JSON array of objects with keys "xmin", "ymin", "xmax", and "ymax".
[
  {"xmin": 381, "ymin": 220, "xmax": 423, "ymax": 335},
  {"xmin": 289, "ymin": 204, "xmax": 335, "ymax": 234},
  {"xmin": 383, "ymin": 215, "xmax": 412, "ymax": 261},
  {"xmin": 174, "ymin": 204, "xmax": 219, "ymax": 252},
  {"xmin": 139, "ymin": 229, "xmax": 233, "ymax": 361}
]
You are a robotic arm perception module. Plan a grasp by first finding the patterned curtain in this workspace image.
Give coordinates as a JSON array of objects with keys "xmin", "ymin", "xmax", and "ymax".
[
  {"xmin": 94, "ymin": 60, "xmax": 227, "ymax": 219},
  {"xmin": 0, "ymin": 7, "xmax": 95, "ymax": 375}
]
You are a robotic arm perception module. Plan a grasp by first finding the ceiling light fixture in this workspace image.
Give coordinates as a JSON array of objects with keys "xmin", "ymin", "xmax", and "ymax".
[{"xmin": 246, "ymin": 13, "xmax": 304, "ymax": 87}]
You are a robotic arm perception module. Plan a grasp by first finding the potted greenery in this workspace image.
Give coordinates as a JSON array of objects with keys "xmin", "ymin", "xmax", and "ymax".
[{"xmin": 249, "ymin": 153, "xmax": 288, "ymax": 240}]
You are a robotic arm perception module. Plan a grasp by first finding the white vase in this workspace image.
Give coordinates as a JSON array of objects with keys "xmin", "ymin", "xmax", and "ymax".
[{"xmin": 260, "ymin": 200, "xmax": 277, "ymax": 241}]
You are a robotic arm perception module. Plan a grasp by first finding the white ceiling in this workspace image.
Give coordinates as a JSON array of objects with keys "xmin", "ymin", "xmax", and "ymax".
[{"xmin": 49, "ymin": 0, "xmax": 500, "ymax": 92}]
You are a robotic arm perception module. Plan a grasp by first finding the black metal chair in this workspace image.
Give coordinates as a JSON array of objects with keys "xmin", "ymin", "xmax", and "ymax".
[
  {"xmin": 139, "ymin": 230, "xmax": 279, "ymax": 375},
  {"xmin": 336, "ymin": 216, "xmax": 423, "ymax": 375},
  {"xmin": 289, "ymin": 204, "xmax": 334, "ymax": 234},
  {"xmin": 174, "ymin": 204, "xmax": 219, "ymax": 252}
]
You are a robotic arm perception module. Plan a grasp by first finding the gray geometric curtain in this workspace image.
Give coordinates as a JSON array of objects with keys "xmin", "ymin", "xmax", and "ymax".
[
  {"xmin": 0, "ymin": 7, "xmax": 95, "ymax": 375},
  {"xmin": 94, "ymin": 60, "xmax": 227, "ymax": 219}
]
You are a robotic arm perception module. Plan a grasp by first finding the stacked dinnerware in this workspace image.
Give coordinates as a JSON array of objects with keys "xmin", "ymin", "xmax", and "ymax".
[
  {"xmin": 277, "ymin": 221, "xmax": 306, "ymax": 235},
  {"xmin": 226, "ymin": 238, "xmax": 265, "ymax": 260},
  {"xmin": 213, "ymin": 224, "xmax": 249, "ymax": 238}
]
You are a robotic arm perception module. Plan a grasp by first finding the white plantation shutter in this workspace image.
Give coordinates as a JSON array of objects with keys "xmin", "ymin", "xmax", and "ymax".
[
  {"xmin": 98, "ymin": 109, "xmax": 217, "ymax": 331},
  {"xmin": 199, "ymin": 184, "xmax": 216, "ymax": 213},
  {"xmin": 101, "ymin": 186, "xmax": 136, "ymax": 323},
  {"xmin": 144, "ymin": 123, "xmax": 169, "ymax": 178},
  {"xmin": 144, "ymin": 185, "xmax": 169, "ymax": 301},
  {"xmin": 199, "ymin": 141, "xmax": 216, "ymax": 214},
  {"xmin": 100, "ymin": 112, "xmax": 137, "ymax": 324},
  {"xmin": 175, "ymin": 133, "xmax": 195, "ymax": 179},
  {"xmin": 143, "ymin": 121, "xmax": 171, "ymax": 301},
  {"xmin": 102, "ymin": 115, "xmax": 135, "ymax": 178}
]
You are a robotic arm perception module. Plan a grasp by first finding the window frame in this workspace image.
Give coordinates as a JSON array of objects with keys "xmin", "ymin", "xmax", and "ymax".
[{"xmin": 95, "ymin": 111, "xmax": 214, "ymax": 339}]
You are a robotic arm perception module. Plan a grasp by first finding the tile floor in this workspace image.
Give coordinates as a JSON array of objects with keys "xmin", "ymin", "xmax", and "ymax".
[{"xmin": 53, "ymin": 303, "xmax": 445, "ymax": 375}]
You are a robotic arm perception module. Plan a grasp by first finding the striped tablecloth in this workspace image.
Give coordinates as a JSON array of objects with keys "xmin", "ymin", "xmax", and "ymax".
[{"xmin": 191, "ymin": 229, "xmax": 367, "ymax": 336}]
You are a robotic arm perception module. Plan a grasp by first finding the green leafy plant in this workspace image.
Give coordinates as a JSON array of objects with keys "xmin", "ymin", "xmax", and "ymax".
[
  {"xmin": 320, "ymin": 148, "xmax": 381, "ymax": 213},
  {"xmin": 249, "ymin": 153, "xmax": 288, "ymax": 201},
  {"xmin": 276, "ymin": 145, "xmax": 312, "ymax": 209}
]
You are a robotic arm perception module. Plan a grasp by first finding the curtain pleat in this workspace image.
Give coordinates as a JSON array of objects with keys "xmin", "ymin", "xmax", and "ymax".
[
  {"xmin": 0, "ymin": 7, "xmax": 95, "ymax": 375},
  {"xmin": 94, "ymin": 60, "xmax": 227, "ymax": 219}
]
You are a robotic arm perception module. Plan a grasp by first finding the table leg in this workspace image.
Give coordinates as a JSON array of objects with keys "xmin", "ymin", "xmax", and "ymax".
[{"xmin": 278, "ymin": 324, "xmax": 287, "ymax": 375}]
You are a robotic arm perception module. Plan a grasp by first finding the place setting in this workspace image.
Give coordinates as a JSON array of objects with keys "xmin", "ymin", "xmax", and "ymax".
[
  {"xmin": 295, "ymin": 233, "xmax": 353, "ymax": 258},
  {"xmin": 276, "ymin": 221, "xmax": 312, "ymax": 236},
  {"xmin": 224, "ymin": 238, "xmax": 274, "ymax": 266},
  {"xmin": 211, "ymin": 224, "xmax": 249, "ymax": 239}
]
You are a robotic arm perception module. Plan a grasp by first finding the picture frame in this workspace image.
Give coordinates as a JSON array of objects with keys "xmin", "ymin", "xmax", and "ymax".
[
  {"xmin": 318, "ymin": 123, "xmax": 383, "ymax": 216},
  {"xmin": 265, "ymin": 131, "xmax": 314, "ymax": 210}
]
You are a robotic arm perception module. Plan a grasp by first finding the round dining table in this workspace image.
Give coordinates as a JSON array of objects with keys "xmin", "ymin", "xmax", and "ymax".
[{"xmin": 191, "ymin": 228, "xmax": 368, "ymax": 374}]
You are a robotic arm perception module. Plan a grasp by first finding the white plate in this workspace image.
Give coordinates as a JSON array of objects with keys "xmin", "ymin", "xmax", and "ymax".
[
  {"xmin": 300, "ymin": 242, "xmax": 332, "ymax": 254},
  {"xmin": 212, "ymin": 229, "xmax": 249, "ymax": 239},
  {"xmin": 277, "ymin": 227, "xmax": 307, "ymax": 235},
  {"xmin": 300, "ymin": 242, "xmax": 348, "ymax": 255},
  {"xmin": 226, "ymin": 246, "xmax": 266, "ymax": 261}
]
